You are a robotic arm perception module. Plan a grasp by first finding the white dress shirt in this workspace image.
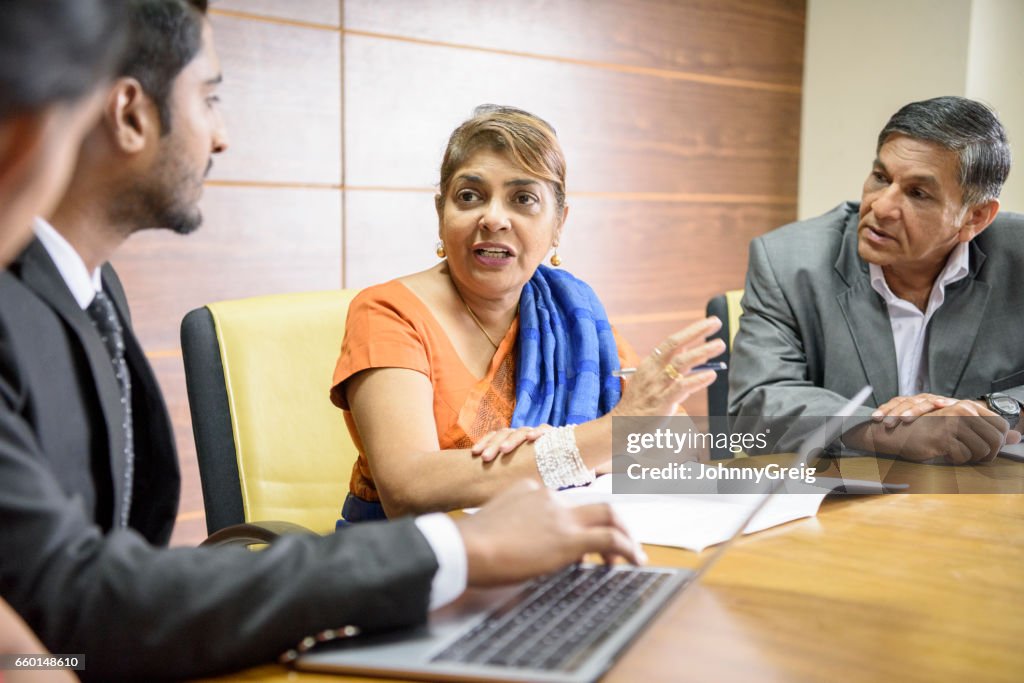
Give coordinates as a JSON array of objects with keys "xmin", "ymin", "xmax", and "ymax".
[
  {"xmin": 869, "ymin": 242, "xmax": 970, "ymax": 396},
  {"xmin": 413, "ymin": 514, "xmax": 467, "ymax": 609},
  {"xmin": 31, "ymin": 217, "xmax": 468, "ymax": 610},
  {"xmin": 33, "ymin": 217, "xmax": 102, "ymax": 307}
]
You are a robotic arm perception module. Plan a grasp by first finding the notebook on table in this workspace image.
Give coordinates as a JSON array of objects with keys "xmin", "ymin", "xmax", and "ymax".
[{"xmin": 296, "ymin": 387, "xmax": 872, "ymax": 682}]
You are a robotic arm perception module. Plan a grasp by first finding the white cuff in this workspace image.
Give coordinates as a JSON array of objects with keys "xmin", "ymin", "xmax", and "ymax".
[{"xmin": 414, "ymin": 513, "xmax": 467, "ymax": 611}]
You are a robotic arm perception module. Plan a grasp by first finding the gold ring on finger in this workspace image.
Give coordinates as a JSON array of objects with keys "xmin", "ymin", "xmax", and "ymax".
[{"xmin": 663, "ymin": 364, "xmax": 681, "ymax": 380}]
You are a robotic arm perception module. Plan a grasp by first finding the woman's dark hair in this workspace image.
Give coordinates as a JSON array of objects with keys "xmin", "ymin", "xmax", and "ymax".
[
  {"xmin": 0, "ymin": 0, "xmax": 129, "ymax": 118},
  {"xmin": 120, "ymin": 0, "xmax": 209, "ymax": 134}
]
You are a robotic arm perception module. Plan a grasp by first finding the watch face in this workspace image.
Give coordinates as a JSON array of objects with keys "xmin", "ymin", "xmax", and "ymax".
[{"xmin": 992, "ymin": 395, "xmax": 1020, "ymax": 415}]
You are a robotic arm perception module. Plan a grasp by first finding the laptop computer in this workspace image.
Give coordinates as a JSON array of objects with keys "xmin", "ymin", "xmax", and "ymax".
[{"xmin": 296, "ymin": 387, "xmax": 873, "ymax": 682}]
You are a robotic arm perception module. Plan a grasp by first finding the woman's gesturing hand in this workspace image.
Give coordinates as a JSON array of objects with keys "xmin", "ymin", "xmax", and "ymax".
[{"xmin": 611, "ymin": 316, "xmax": 725, "ymax": 418}]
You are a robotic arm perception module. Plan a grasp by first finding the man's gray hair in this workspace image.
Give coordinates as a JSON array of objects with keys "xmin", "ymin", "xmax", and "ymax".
[{"xmin": 877, "ymin": 96, "xmax": 1011, "ymax": 206}]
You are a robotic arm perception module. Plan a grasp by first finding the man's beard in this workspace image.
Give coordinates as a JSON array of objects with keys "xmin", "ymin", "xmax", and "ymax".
[{"xmin": 113, "ymin": 152, "xmax": 205, "ymax": 236}]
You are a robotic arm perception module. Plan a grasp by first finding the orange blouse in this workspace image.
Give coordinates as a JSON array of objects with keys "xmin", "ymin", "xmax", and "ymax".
[{"xmin": 331, "ymin": 280, "xmax": 638, "ymax": 502}]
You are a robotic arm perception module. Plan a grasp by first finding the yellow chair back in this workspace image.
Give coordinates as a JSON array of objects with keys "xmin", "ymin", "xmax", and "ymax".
[
  {"xmin": 205, "ymin": 290, "xmax": 357, "ymax": 533},
  {"xmin": 725, "ymin": 289, "xmax": 744, "ymax": 350}
]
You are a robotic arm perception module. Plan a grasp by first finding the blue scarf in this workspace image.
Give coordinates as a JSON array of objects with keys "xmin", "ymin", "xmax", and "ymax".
[{"xmin": 511, "ymin": 266, "xmax": 622, "ymax": 427}]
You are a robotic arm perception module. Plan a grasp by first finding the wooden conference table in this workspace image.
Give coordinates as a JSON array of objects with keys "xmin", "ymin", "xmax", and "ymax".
[{"xmin": 202, "ymin": 456, "xmax": 1024, "ymax": 683}]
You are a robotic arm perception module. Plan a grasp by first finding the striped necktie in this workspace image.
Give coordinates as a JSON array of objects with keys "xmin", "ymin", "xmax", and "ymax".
[{"xmin": 85, "ymin": 290, "xmax": 134, "ymax": 528}]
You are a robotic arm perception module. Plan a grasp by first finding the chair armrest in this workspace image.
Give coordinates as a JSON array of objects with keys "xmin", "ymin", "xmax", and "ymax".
[{"xmin": 200, "ymin": 520, "xmax": 319, "ymax": 547}]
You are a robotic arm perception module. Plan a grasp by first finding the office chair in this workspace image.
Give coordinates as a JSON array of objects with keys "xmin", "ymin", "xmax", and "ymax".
[
  {"xmin": 705, "ymin": 289, "xmax": 744, "ymax": 459},
  {"xmin": 181, "ymin": 290, "xmax": 359, "ymax": 544}
]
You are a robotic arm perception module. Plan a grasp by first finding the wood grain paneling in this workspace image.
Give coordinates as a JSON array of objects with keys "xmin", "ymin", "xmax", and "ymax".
[
  {"xmin": 561, "ymin": 199, "xmax": 796, "ymax": 319},
  {"xmin": 345, "ymin": 0, "xmax": 804, "ymax": 89},
  {"xmin": 343, "ymin": 190, "xmax": 440, "ymax": 289},
  {"xmin": 206, "ymin": 13, "xmax": 341, "ymax": 185},
  {"xmin": 344, "ymin": 35, "xmax": 801, "ymax": 197},
  {"xmin": 214, "ymin": 0, "xmax": 340, "ymax": 27},
  {"xmin": 111, "ymin": 186, "xmax": 342, "ymax": 351}
]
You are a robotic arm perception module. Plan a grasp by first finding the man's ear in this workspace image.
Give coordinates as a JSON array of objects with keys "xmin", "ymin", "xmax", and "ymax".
[
  {"xmin": 958, "ymin": 198, "xmax": 1000, "ymax": 243},
  {"xmin": 105, "ymin": 77, "xmax": 158, "ymax": 155}
]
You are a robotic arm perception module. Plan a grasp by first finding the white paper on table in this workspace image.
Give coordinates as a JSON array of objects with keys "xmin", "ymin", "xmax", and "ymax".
[{"xmin": 558, "ymin": 474, "xmax": 826, "ymax": 552}]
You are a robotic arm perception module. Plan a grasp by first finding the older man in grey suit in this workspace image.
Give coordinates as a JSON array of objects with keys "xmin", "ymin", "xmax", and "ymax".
[{"xmin": 729, "ymin": 96, "xmax": 1023, "ymax": 464}]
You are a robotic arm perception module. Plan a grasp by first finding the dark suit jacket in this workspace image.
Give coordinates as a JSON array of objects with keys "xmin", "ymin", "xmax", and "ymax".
[
  {"xmin": 0, "ymin": 238, "xmax": 438, "ymax": 681},
  {"xmin": 0, "ymin": 239, "xmax": 179, "ymax": 540},
  {"xmin": 729, "ymin": 202, "xmax": 1024, "ymax": 453}
]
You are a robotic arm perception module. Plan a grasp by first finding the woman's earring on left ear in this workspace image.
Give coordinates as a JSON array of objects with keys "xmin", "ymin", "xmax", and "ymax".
[
  {"xmin": 436, "ymin": 241, "xmax": 446, "ymax": 258},
  {"xmin": 549, "ymin": 249, "xmax": 562, "ymax": 267}
]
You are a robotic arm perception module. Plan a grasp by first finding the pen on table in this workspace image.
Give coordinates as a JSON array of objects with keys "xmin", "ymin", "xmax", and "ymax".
[{"xmin": 612, "ymin": 361, "xmax": 728, "ymax": 378}]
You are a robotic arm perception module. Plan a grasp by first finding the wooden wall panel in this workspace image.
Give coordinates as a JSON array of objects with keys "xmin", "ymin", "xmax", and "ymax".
[
  {"xmin": 343, "ymin": 36, "xmax": 800, "ymax": 198},
  {"xmin": 561, "ymin": 200, "xmax": 797, "ymax": 323},
  {"xmin": 345, "ymin": 0, "xmax": 804, "ymax": 88},
  {"xmin": 206, "ymin": 12, "xmax": 341, "ymax": 185},
  {"xmin": 214, "ymin": 0, "xmax": 340, "ymax": 27},
  {"xmin": 344, "ymin": 190, "xmax": 440, "ymax": 289},
  {"xmin": 111, "ymin": 186, "xmax": 342, "ymax": 351}
]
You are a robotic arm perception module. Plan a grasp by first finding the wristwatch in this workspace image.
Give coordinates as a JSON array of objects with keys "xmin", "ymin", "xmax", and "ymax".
[{"xmin": 977, "ymin": 392, "xmax": 1022, "ymax": 421}]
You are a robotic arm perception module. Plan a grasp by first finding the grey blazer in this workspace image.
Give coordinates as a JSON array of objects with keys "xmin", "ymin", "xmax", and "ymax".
[
  {"xmin": 0, "ymin": 239, "xmax": 439, "ymax": 681},
  {"xmin": 728, "ymin": 202, "xmax": 1024, "ymax": 453}
]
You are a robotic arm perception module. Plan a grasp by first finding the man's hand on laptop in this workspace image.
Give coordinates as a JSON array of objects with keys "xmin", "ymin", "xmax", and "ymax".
[
  {"xmin": 849, "ymin": 400, "xmax": 1020, "ymax": 464},
  {"xmin": 455, "ymin": 480, "xmax": 646, "ymax": 587}
]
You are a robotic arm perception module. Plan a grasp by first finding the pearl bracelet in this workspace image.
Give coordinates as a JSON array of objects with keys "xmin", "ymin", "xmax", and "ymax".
[{"xmin": 534, "ymin": 425, "xmax": 595, "ymax": 489}]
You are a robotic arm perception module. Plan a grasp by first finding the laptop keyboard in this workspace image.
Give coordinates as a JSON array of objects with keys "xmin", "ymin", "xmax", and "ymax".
[{"xmin": 431, "ymin": 565, "xmax": 677, "ymax": 672}]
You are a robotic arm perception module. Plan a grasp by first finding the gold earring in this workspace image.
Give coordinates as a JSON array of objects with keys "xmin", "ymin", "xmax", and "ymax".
[
  {"xmin": 436, "ymin": 241, "xmax": 446, "ymax": 258},
  {"xmin": 549, "ymin": 249, "xmax": 561, "ymax": 267}
]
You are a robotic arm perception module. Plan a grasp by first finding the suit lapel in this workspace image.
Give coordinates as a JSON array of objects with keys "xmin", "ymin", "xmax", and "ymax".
[
  {"xmin": 927, "ymin": 242, "xmax": 990, "ymax": 396},
  {"xmin": 101, "ymin": 264, "xmax": 132, "ymax": 325},
  {"xmin": 833, "ymin": 213, "xmax": 900, "ymax": 404},
  {"xmin": 16, "ymin": 240, "xmax": 129, "ymax": 519}
]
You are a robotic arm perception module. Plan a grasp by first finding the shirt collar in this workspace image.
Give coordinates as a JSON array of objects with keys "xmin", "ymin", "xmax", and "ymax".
[
  {"xmin": 32, "ymin": 217, "xmax": 103, "ymax": 310},
  {"xmin": 868, "ymin": 241, "xmax": 970, "ymax": 306}
]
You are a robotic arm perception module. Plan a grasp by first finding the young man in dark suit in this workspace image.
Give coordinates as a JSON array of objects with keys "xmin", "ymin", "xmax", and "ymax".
[{"xmin": 0, "ymin": 2, "xmax": 643, "ymax": 680}]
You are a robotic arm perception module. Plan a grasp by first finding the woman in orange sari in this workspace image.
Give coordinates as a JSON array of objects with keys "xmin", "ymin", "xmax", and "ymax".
[{"xmin": 332, "ymin": 106, "xmax": 725, "ymax": 522}]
